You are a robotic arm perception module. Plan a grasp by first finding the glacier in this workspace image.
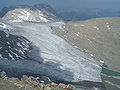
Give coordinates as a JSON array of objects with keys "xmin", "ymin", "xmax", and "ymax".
[{"xmin": 0, "ymin": 20, "xmax": 102, "ymax": 83}]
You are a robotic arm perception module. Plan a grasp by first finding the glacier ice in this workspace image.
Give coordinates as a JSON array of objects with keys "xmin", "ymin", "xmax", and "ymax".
[{"xmin": 0, "ymin": 20, "xmax": 102, "ymax": 83}]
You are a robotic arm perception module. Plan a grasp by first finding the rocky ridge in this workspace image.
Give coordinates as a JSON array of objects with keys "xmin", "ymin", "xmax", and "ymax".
[
  {"xmin": 0, "ymin": 72, "xmax": 76, "ymax": 90},
  {"xmin": 0, "ymin": 4, "xmax": 60, "ymax": 22},
  {"xmin": 0, "ymin": 72, "xmax": 103, "ymax": 90}
]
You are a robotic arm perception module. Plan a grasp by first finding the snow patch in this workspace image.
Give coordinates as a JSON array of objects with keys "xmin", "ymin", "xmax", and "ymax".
[
  {"xmin": 17, "ymin": 42, "xmax": 22, "ymax": 47},
  {"xmin": 100, "ymin": 60, "xmax": 104, "ymax": 64},
  {"xmin": 6, "ymin": 42, "xmax": 10, "ymax": 45},
  {"xmin": 90, "ymin": 54, "xmax": 94, "ymax": 57},
  {"xmin": 81, "ymin": 24, "xmax": 85, "ymax": 27},
  {"xmin": 0, "ymin": 47, "xmax": 2, "ymax": 49},
  {"xmin": 0, "ymin": 22, "xmax": 7, "ymax": 28},
  {"xmin": 8, "ymin": 53, "xmax": 14, "ymax": 60},
  {"xmin": 0, "ymin": 54, "xmax": 2, "ymax": 58},
  {"xmin": 106, "ymin": 22, "xmax": 109, "ymax": 25}
]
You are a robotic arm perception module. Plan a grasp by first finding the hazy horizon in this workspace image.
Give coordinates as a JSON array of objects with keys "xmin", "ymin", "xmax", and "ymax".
[{"xmin": 0, "ymin": 0, "xmax": 120, "ymax": 11}]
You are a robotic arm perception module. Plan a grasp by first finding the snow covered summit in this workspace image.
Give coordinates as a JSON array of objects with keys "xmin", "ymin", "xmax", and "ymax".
[{"xmin": 0, "ymin": 4, "xmax": 60, "ymax": 22}]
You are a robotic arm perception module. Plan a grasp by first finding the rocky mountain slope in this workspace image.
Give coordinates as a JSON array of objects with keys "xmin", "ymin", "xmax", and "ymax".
[
  {"xmin": 0, "ymin": 4, "xmax": 60, "ymax": 22},
  {"xmin": 0, "ymin": 30, "xmax": 31, "ymax": 60},
  {"xmin": 0, "ymin": 72, "xmax": 76, "ymax": 90},
  {"xmin": 53, "ymin": 17, "xmax": 120, "ymax": 72},
  {"xmin": 53, "ymin": 17, "xmax": 120, "ymax": 90}
]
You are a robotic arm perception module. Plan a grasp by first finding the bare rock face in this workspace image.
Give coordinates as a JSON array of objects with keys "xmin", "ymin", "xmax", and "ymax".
[
  {"xmin": 0, "ymin": 30, "xmax": 31, "ymax": 60},
  {"xmin": 0, "ymin": 4, "xmax": 60, "ymax": 22}
]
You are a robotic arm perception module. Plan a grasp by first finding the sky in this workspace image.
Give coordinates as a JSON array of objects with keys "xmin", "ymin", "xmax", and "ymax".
[{"xmin": 0, "ymin": 0, "xmax": 120, "ymax": 11}]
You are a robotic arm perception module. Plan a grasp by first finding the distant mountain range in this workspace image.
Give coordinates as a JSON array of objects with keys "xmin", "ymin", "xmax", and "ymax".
[
  {"xmin": 56, "ymin": 8, "xmax": 120, "ymax": 21},
  {"xmin": 1, "ymin": 4, "xmax": 119, "ymax": 22}
]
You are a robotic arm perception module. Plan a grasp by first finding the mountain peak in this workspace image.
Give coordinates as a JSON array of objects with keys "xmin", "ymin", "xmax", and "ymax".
[{"xmin": 0, "ymin": 4, "xmax": 60, "ymax": 22}]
